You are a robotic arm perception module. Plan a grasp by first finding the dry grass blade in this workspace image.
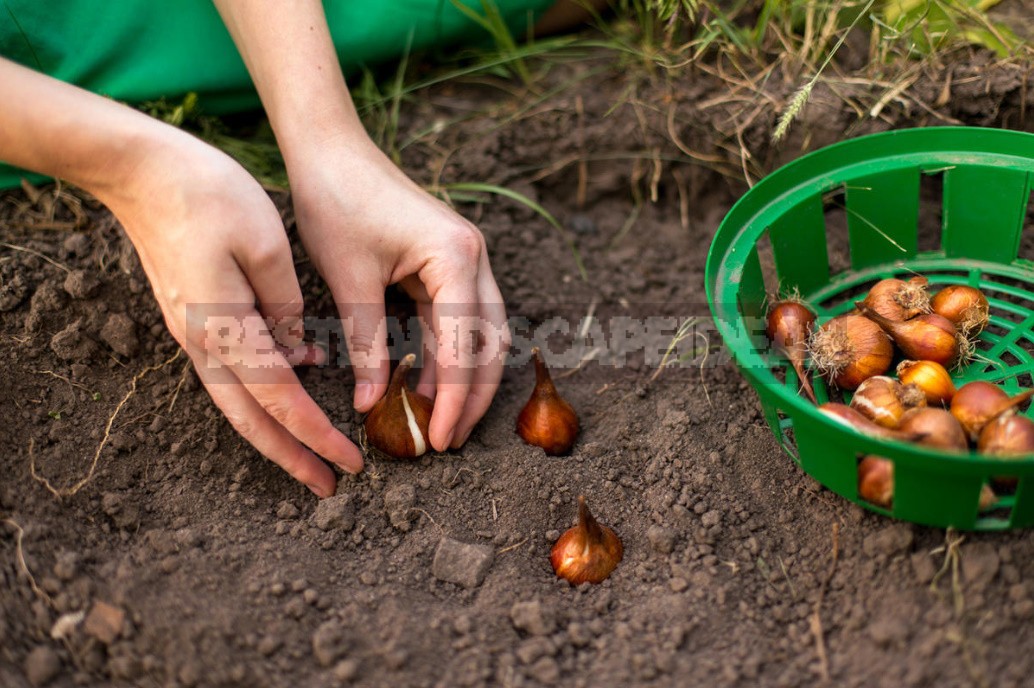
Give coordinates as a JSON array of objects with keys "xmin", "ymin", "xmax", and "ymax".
[{"xmin": 1, "ymin": 518, "xmax": 53, "ymax": 607}]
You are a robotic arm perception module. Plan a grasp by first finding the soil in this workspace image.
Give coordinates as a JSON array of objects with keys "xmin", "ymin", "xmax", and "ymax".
[{"xmin": 3, "ymin": 35, "xmax": 1034, "ymax": 688}]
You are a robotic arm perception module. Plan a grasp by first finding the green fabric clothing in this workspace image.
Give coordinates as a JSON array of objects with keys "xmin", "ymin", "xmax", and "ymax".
[{"xmin": 0, "ymin": 0, "xmax": 554, "ymax": 188}]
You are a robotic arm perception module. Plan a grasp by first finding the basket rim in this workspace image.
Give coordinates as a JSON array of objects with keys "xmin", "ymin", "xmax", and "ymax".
[{"xmin": 705, "ymin": 125, "xmax": 1034, "ymax": 467}]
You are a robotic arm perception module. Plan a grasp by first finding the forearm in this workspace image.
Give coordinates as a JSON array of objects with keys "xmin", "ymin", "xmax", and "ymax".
[
  {"xmin": 212, "ymin": 0, "xmax": 375, "ymax": 165},
  {"xmin": 0, "ymin": 57, "xmax": 176, "ymax": 204}
]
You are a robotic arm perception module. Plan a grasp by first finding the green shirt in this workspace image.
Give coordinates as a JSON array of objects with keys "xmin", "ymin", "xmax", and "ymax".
[{"xmin": 0, "ymin": 0, "xmax": 554, "ymax": 187}]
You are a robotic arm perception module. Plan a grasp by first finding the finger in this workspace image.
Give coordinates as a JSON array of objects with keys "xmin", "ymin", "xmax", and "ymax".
[
  {"xmin": 428, "ymin": 276, "xmax": 479, "ymax": 452},
  {"xmin": 414, "ymin": 300, "xmax": 437, "ymax": 398},
  {"xmin": 449, "ymin": 257, "xmax": 509, "ymax": 448},
  {"xmin": 190, "ymin": 351, "xmax": 338, "ymax": 498},
  {"xmin": 280, "ymin": 341, "xmax": 327, "ymax": 367},
  {"xmin": 330, "ymin": 270, "xmax": 391, "ymax": 412},
  {"xmin": 194, "ymin": 306, "xmax": 363, "ymax": 474},
  {"xmin": 232, "ymin": 221, "xmax": 306, "ymax": 348}
]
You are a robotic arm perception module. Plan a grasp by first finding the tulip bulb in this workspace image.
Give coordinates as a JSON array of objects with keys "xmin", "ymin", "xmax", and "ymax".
[
  {"xmin": 978, "ymin": 414, "xmax": 1034, "ymax": 456},
  {"xmin": 550, "ymin": 496, "xmax": 623, "ymax": 585},
  {"xmin": 818, "ymin": 403, "xmax": 924, "ymax": 442},
  {"xmin": 850, "ymin": 376, "xmax": 925, "ymax": 428},
  {"xmin": 977, "ymin": 414, "xmax": 1034, "ymax": 490},
  {"xmin": 856, "ymin": 303, "xmax": 960, "ymax": 368},
  {"xmin": 896, "ymin": 360, "xmax": 957, "ymax": 406},
  {"xmin": 950, "ymin": 381, "xmax": 1034, "ymax": 442},
  {"xmin": 931, "ymin": 285, "xmax": 990, "ymax": 336},
  {"xmin": 364, "ymin": 353, "xmax": 433, "ymax": 458},
  {"xmin": 897, "ymin": 407, "xmax": 968, "ymax": 452},
  {"xmin": 858, "ymin": 456, "xmax": 894, "ymax": 507},
  {"xmin": 766, "ymin": 299, "xmax": 817, "ymax": 403},
  {"xmin": 809, "ymin": 314, "xmax": 893, "ymax": 390},
  {"xmin": 862, "ymin": 276, "xmax": 931, "ymax": 321},
  {"xmin": 517, "ymin": 347, "xmax": 579, "ymax": 455}
]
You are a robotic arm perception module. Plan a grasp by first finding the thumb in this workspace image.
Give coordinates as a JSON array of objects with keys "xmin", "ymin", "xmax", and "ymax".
[{"xmin": 333, "ymin": 277, "xmax": 390, "ymax": 412}]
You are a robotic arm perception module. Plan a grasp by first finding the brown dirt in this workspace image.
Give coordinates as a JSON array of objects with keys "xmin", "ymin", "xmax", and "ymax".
[{"xmin": 3, "ymin": 41, "xmax": 1034, "ymax": 688}]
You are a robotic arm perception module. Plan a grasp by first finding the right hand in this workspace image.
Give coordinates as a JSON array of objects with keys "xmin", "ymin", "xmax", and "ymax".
[{"xmin": 100, "ymin": 127, "xmax": 363, "ymax": 498}]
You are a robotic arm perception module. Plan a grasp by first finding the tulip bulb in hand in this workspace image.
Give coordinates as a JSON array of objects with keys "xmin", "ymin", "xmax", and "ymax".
[{"xmin": 364, "ymin": 354, "xmax": 433, "ymax": 458}]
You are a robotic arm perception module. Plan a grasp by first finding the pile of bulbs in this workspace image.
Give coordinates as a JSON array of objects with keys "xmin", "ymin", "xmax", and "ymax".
[
  {"xmin": 361, "ymin": 349, "xmax": 622, "ymax": 585},
  {"xmin": 767, "ymin": 277, "xmax": 1034, "ymax": 510}
]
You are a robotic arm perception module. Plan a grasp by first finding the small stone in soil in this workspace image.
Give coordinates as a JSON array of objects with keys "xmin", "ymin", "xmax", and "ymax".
[
  {"xmin": 63, "ymin": 269, "xmax": 100, "ymax": 299},
  {"xmin": 313, "ymin": 493, "xmax": 355, "ymax": 531},
  {"xmin": 25, "ymin": 645, "xmax": 61, "ymax": 687},
  {"xmin": 333, "ymin": 659, "xmax": 360, "ymax": 682},
  {"xmin": 83, "ymin": 601, "xmax": 125, "ymax": 645},
  {"xmin": 528, "ymin": 657, "xmax": 560, "ymax": 685},
  {"xmin": 50, "ymin": 320, "xmax": 96, "ymax": 361},
  {"xmin": 383, "ymin": 483, "xmax": 417, "ymax": 531},
  {"xmin": 862, "ymin": 523, "xmax": 914, "ymax": 558},
  {"xmin": 510, "ymin": 599, "xmax": 555, "ymax": 637},
  {"xmin": 868, "ymin": 616, "xmax": 910, "ymax": 647},
  {"xmin": 257, "ymin": 636, "xmax": 283, "ymax": 657},
  {"xmin": 312, "ymin": 620, "xmax": 347, "ymax": 667},
  {"xmin": 961, "ymin": 542, "xmax": 1000, "ymax": 590},
  {"xmin": 647, "ymin": 525, "xmax": 676, "ymax": 554},
  {"xmin": 100, "ymin": 312, "xmax": 138, "ymax": 357},
  {"xmin": 432, "ymin": 538, "xmax": 494, "ymax": 589},
  {"xmin": 276, "ymin": 501, "xmax": 300, "ymax": 520}
]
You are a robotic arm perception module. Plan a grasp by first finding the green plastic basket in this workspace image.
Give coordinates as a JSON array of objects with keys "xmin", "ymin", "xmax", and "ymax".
[{"xmin": 706, "ymin": 127, "xmax": 1034, "ymax": 531}]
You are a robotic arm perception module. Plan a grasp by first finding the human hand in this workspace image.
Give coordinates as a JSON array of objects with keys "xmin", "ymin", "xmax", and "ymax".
[
  {"xmin": 102, "ymin": 129, "xmax": 363, "ymax": 497},
  {"xmin": 286, "ymin": 138, "xmax": 509, "ymax": 451}
]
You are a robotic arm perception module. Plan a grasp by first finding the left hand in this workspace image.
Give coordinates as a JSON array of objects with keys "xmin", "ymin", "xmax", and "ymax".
[{"xmin": 288, "ymin": 137, "xmax": 510, "ymax": 451}]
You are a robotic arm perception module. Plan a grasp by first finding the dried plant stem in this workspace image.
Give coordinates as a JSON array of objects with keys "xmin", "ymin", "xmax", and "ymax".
[
  {"xmin": 2, "ymin": 518, "xmax": 54, "ymax": 608},
  {"xmin": 810, "ymin": 522, "xmax": 840, "ymax": 682},
  {"xmin": 30, "ymin": 350, "xmax": 182, "ymax": 498}
]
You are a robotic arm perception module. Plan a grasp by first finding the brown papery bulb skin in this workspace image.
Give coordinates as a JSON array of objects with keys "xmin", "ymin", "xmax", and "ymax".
[
  {"xmin": 850, "ymin": 376, "xmax": 925, "ymax": 429},
  {"xmin": 896, "ymin": 360, "xmax": 957, "ymax": 406},
  {"xmin": 818, "ymin": 403, "xmax": 923, "ymax": 442},
  {"xmin": 517, "ymin": 348, "xmax": 579, "ymax": 456},
  {"xmin": 364, "ymin": 354, "xmax": 434, "ymax": 458},
  {"xmin": 766, "ymin": 300, "xmax": 817, "ymax": 404},
  {"xmin": 932, "ymin": 285, "xmax": 990, "ymax": 336},
  {"xmin": 897, "ymin": 407, "xmax": 968, "ymax": 452},
  {"xmin": 858, "ymin": 457, "xmax": 894, "ymax": 508},
  {"xmin": 550, "ymin": 496, "xmax": 623, "ymax": 585},
  {"xmin": 856, "ymin": 303, "xmax": 959, "ymax": 368},
  {"xmin": 978, "ymin": 414, "xmax": 1034, "ymax": 490},
  {"xmin": 808, "ymin": 314, "xmax": 893, "ymax": 390},
  {"xmin": 862, "ymin": 276, "xmax": 931, "ymax": 321},
  {"xmin": 978, "ymin": 414, "xmax": 1034, "ymax": 456},
  {"xmin": 951, "ymin": 381, "xmax": 1034, "ymax": 442}
]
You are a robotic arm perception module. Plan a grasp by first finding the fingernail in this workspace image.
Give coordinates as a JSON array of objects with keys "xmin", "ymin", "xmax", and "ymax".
[
  {"xmin": 312, "ymin": 344, "xmax": 328, "ymax": 366},
  {"xmin": 443, "ymin": 429, "xmax": 456, "ymax": 451},
  {"xmin": 307, "ymin": 483, "xmax": 332, "ymax": 499},
  {"xmin": 354, "ymin": 382, "xmax": 375, "ymax": 410},
  {"xmin": 454, "ymin": 428, "xmax": 472, "ymax": 448},
  {"xmin": 336, "ymin": 459, "xmax": 363, "ymax": 475}
]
